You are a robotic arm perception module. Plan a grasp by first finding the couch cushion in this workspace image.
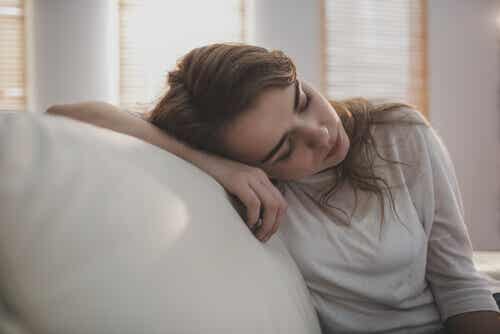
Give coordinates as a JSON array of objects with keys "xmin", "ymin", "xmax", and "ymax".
[{"xmin": 0, "ymin": 113, "xmax": 321, "ymax": 334}]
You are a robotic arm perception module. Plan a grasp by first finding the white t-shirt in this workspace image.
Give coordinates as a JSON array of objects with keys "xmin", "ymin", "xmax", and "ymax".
[{"xmin": 276, "ymin": 108, "xmax": 499, "ymax": 334}]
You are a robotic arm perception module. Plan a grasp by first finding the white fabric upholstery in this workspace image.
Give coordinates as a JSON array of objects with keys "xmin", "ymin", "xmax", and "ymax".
[{"xmin": 0, "ymin": 113, "xmax": 321, "ymax": 334}]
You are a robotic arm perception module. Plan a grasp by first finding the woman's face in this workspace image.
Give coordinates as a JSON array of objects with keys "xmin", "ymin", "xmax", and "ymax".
[{"xmin": 221, "ymin": 80, "xmax": 350, "ymax": 181}]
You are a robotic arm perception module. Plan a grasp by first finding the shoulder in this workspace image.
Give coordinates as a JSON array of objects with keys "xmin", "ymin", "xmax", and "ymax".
[
  {"xmin": 378, "ymin": 107, "xmax": 448, "ymax": 158},
  {"xmin": 373, "ymin": 105, "xmax": 429, "ymax": 127},
  {"xmin": 371, "ymin": 107, "xmax": 430, "ymax": 147},
  {"xmin": 368, "ymin": 106, "xmax": 442, "ymax": 181},
  {"xmin": 371, "ymin": 106, "xmax": 454, "ymax": 174}
]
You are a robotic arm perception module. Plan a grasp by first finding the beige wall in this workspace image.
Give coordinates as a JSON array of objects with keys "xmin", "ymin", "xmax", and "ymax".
[{"xmin": 27, "ymin": 0, "xmax": 118, "ymax": 112}]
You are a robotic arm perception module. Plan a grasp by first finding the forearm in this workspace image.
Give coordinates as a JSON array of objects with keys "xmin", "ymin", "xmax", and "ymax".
[
  {"xmin": 444, "ymin": 310, "xmax": 500, "ymax": 334},
  {"xmin": 46, "ymin": 101, "xmax": 222, "ymax": 174}
]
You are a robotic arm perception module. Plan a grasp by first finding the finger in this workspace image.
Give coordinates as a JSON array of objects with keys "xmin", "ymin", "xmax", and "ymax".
[
  {"xmin": 265, "ymin": 207, "xmax": 285, "ymax": 242},
  {"xmin": 258, "ymin": 180, "xmax": 287, "ymax": 241},
  {"xmin": 249, "ymin": 181, "xmax": 279, "ymax": 241},
  {"xmin": 235, "ymin": 186, "xmax": 261, "ymax": 229},
  {"xmin": 262, "ymin": 208, "xmax": 280, "ymax": 242},
  {"xmin": 259, "ymin": 178, "xmax": 288, "ymax": 215},
  {"xmin": 251, "ymin": 217, "xmax": 263, "ymax": 234}
]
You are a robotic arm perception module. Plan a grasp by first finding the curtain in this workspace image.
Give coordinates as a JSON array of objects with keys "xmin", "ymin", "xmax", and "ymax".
[
  {"xmin": 322, "ymin": 0, "xmax": 428, "ymax": 116},
  {"xmin": 0, "ymin": 0, "xmax": 25, "ymax": 111},
  {"xmin": 119, "ymin": 0, "xmax": 245, "ymax": 110}
]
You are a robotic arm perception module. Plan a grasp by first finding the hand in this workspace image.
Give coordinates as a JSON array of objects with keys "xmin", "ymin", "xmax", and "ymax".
[{"xmin": 206, "ymin": 157, "xmax": 288, "ymax": 242}]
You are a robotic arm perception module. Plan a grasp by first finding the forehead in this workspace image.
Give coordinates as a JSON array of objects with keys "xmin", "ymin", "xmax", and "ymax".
[{"xmin": 221, "ymin": 84, "xmax": 295, "ymax": 164}]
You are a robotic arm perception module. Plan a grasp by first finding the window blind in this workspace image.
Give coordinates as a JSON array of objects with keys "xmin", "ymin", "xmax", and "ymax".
[
  {"xmin": 119, "ymin": 0, "xmax": 245, "ymax": 110},
  {"xmin": 323, "ymin": 0, "xmax": 428, "ymax": 116},
  {"xmin": 0, "ymin": 0, "xmax": 25, "ymax": 111}
]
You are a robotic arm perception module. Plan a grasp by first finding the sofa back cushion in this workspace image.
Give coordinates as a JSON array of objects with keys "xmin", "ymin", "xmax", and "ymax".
[{"xmin": 0, "ymin": 113, "xmax": 321, "ymax": 334}]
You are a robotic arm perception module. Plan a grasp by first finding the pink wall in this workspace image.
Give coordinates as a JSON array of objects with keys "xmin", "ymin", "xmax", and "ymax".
[{"xmin": 428, "ymin": 0, "xmax": 500, "ymax": 250}]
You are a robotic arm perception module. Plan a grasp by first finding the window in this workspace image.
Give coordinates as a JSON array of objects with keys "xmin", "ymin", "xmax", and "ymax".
[
  {"xmin": 119, "ymin": 0, "xmax": 246, "ymax": 110},
  {"xmin": 323, "ymin": 0, "xmax": 428, "ymax": 116},
  {"xmin": 0, "ymin": 0, "xmax": 25, "ymax": 111}
]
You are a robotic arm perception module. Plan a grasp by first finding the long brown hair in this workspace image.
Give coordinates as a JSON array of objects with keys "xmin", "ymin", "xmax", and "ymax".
[{"xmin": 148, "ymin": 43, "xmax": 427, "ymax": 223}]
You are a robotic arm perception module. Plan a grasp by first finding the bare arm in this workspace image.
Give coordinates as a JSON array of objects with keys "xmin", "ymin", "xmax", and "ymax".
[
  {"xmin": 444, "ymin": 310, "xmax": 500, "ymax": 333},
  {"xmin": 46, "ymin": 101, "xmax": 287, "ymax": 242},
  {"xmin": 46, "ymin": 102, "xmax": 215, "ymax": 170}
]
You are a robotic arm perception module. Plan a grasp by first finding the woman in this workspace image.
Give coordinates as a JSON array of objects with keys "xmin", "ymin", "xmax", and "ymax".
[{"xmin": 48, "ymin": 43, "xmax": 500, "ymax": 333}]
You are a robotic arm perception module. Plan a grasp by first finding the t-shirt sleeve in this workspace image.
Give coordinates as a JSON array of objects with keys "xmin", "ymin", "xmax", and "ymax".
[{"xmin": 421, "ymin": 125, "xmax": 500, "ymax": 321}]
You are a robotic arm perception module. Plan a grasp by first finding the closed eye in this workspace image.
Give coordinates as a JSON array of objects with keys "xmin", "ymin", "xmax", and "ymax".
[
  {"xmin": 277, "ymin": 90, "xmax": 312, "ymax": 162},
  {"xmin": 277, "ymin": 139, "xmax": 294, "ymax": 162},
  {"xmin": 298, "ymin": 90, "xmax": 312, "ymax": 113},
  {"xmin": 273, "ymin": 83, "xmax": 313, "ymax": 164}
]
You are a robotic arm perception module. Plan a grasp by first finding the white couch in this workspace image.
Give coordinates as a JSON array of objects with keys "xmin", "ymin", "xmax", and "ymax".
[
  {"xmin": 0, "ymin": 113, "xmax": 321, "ymax": 334},
  {"xmin": 1, "ymin": 113, "xmax": 499, "ymax": 333}
]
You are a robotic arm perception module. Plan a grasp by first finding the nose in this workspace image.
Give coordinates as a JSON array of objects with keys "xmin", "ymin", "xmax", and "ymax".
[{"xmin": 298, "ymin": 124, "xmax": 331, "ymax": 149}]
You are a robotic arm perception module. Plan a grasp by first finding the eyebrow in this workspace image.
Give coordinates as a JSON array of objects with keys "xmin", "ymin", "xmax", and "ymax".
[{"xmin": 259, "ymin": 80, "xmax": 301, "ymax": 164}]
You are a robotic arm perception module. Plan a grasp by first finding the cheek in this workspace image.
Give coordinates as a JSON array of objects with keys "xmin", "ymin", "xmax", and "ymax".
[
  {"xmin": 316, "ymin": 94, "xmax": 338, "ymax": 121},
  {"xmin": 269, "ymin": 149, "xmax": 316, "ymax": 180}
]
